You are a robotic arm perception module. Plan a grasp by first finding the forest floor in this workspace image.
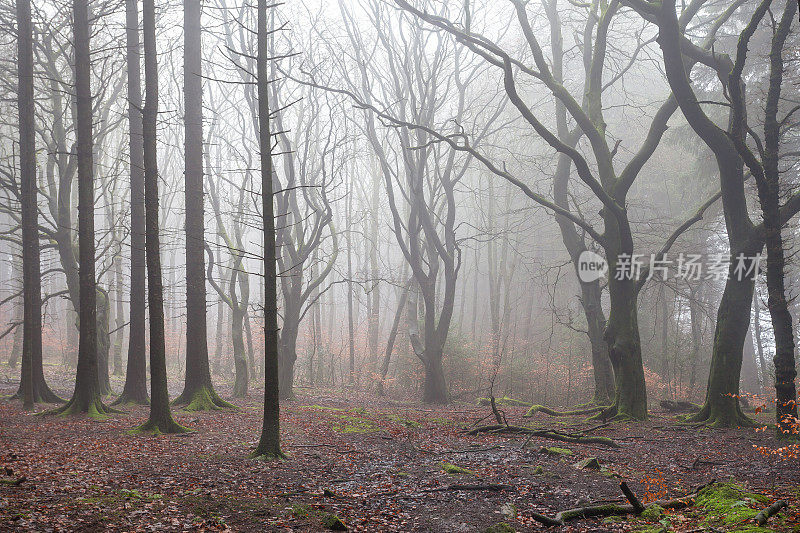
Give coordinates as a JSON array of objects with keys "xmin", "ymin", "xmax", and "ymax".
[{"xmin": 0, "ymin": 368, "xmax": 799, "ymax": 532}]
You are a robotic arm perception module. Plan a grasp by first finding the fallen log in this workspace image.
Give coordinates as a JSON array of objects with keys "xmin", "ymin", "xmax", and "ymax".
[
  {"xmin": 755, "ymin": 500, "xmax": 787, "ymax": 526},
  {"xmin": 466, "ymin": 424, "xmax": 619, "ymax": 448},
  {"xmin": 524, "ymin": 405, "xmax": 607, "ymax": 418}
]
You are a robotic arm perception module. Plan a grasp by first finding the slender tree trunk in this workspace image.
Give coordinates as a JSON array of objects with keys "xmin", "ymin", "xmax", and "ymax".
[
  {"xmin": 346, "ymin": 189, "xmax": 355, "ymax": 385},
  {"xmin": 753, "ymin": 290, "xmax": 767, "ymax": 395},
  {"xmin": 174, "ymin": 0, "xmax": 229, "ymax": 411},
  {"xmin": 112, "ymin": 250, "xmax": 125, "ymax": 376},
  {"xmin": 377, "ymin": 281, "xmax": 409, "ymax": 396},
  {"xmin": 135, "ymin": 0, "xmax": 185, "ymax": 434},
  {"xmin": 252, "ymin": 0, "xmax": 282, "ymax": 458},
  {"xmin": 115, "ymin": 0, "xmax": 149, "ymax": 406}
]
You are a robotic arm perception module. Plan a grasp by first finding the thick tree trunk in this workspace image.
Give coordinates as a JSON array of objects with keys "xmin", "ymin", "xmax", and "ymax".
[
  {"xmin": 422, "ymin": 350, "xmax": 448, "ymax": 404},
  {"xmin": 688, "ymin": 273, "xmax": 756, "ymax": 427},
  {"xmin": 135, "ymin": 0, "xmax": 185, "ymax": 434},
  {"xmin": 174, "ymin": 0, "xmax": 228, "ymax": 411},
  {"xmin": 602, "ymin": 276, "xmax": 647, "ymax": 420},
  {"xmin": 581, "ymin": 281, "xmax": 614, "ymax": 405},
  {"xmin": 253, "ymin": 0, "xmax": 283, "ymax": 458},
  {"xmin": 115, "ymin": 0, "xmax": 148, "ymax": 406}
]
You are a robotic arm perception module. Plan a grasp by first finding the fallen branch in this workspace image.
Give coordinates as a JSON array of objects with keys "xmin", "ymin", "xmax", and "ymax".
[
  {"xmin": 0, "ymin": 476, "xmax": 26, "ymax": 486},
  {"xmin": 529, "ymin": 480, "xmax": 706, "ymax": 526},
  {"xmin": 620, "ymin": 481, "xmax": 645, "ymax": 513},
  {"xmin": 755, "ymin": 500, "xmax": 787, "ymax": 526},
  {"xmin": 423, "ymin": 483, "xmax": 513, "ymax": 493}
]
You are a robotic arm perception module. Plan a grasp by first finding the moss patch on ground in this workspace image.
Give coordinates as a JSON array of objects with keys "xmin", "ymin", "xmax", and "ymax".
[
  {"xmin": 693, "ymin": 482, "xmax": 771, "ymax": 532},
  {"xmin": 441, "ymin": 462, "xmax": 476, "ymax": 475}
]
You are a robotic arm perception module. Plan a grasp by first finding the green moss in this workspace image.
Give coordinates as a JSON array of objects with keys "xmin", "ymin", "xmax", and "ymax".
[
  {"xmin": 441, "ymin": 462, "xmax": 476, "ymax": 475},
  {"xmin": 483, "ymin": 522, "xmax": 515, "ymax": 533},
  {"xmin": 291, "ymin": 504, "xmax": 312, "ymax": 518},
  {"xmin": 320, "ymin": 512, "xmax": 347, "ymax": 530},
  {"xmin": 695, "ymin": 482, "xmax": 770, "ymax": 530},
  {"xmin": 539, "ymin": 446, "xmax": 572, "ymax": 456},
  {"xmin": 330, "ymin": 414, "xmax": 378, "ymax": 434},
  {"xmin": 386, "ymin": 414, "xmax": 422, "ymax": 428},
  {"xmin": 640, "ymin": 504, "xmax": 664, "ymax": 521},
  {"xmin": 477, "ymin": 396, "xmax": 532, "ymax": 407},
  {"xmin": 176, "ymin": 386, "xmax": 237, "ymax": 411}
]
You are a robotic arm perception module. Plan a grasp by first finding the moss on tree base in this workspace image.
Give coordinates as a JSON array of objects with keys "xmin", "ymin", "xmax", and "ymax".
[
  {"xmin": 172, "ymin": 385, "xmax": 236, "ymax": 411},
  {"xmin": 130, "ymin": 418, "xmax": 191, "ymax": 435},
  {"xmin": 42, "ymin": 396, "xmax": 121, "ymax": 420}
]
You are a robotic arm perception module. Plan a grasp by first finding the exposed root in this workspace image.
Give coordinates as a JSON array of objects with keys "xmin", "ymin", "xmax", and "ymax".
[
  {"xmin": 112, "ymin": 391, "xmax": 149, "ymax": 406},
  {"xmin": 173, "ymin": 385, "xmax": 237, "ymax": 411},
  {"xmin": 685, "ymin": 402, "xmax": 757, "ymax": 428}
]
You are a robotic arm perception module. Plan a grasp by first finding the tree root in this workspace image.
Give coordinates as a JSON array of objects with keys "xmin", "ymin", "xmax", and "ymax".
[
  {"xmin": 524, "ymin": 404, "xmax": 607, "ymax": 418},
  {"xmin": 41, "ymin": 396, "xmax": 122, "ymax": 419},
  {"xmin": 172, "ymin": 385, "xmax": 237, "ymax": 411},
  {"xmin": 466, "ymin": 424, "xmax": 619, "ymax": 447},
  {"xmin": 685, "ymin": 402, "xmax": 757, "ymax": 428},
  {"xmin": 112, "ymin": 391, "xmax": 150, "ymax": 406}
]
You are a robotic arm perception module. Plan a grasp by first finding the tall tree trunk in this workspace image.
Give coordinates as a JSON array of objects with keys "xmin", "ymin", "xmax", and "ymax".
[
  {"xmin": 17, "ymin": 0, "xmax": 37, "ymax": 409},
  {"xmin": 51, "ymin": 0, "xmax": 109, "ymax": 417},
  {"xmin": 12, "ymin": 9, "xmax": 62, "ymax": 402},
  {"xmin": 252, "ymin": 0, "xmax": 282, "ymax": 459},
  {"xmin": 114, "ymin": 0, "xmax": 149, "ymax": 406},
  {"xmin": 174, "ymin": 0, "xmax": 229, "ymax": 411},
  {"xmin": 135, "ymin": 0, "xmax": 186, "ymax": 434}
]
